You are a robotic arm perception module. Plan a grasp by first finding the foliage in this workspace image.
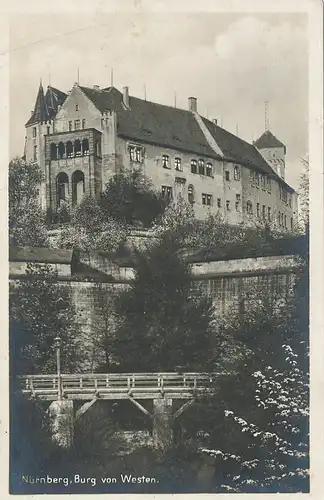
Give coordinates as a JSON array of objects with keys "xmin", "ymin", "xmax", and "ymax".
[
  {"xmin": 299, "ymin": 156, "xmax": 309, "ymax": 229},
  {"xmin": 9, "ymin": 157, "xmax": 48, "ymax": 247},
  {"xmin": 10, "ymin": 264, "xmax": 81, "ymax": 375},
  {"xmin": 55, "ymin": 200, "xmax": 71, "ymax": 224},
  {"xmin": 57, "ymin": 196, "xmax": 128, "ymax": 251},
  {"xmin": 111, "ymin": 235, "xmax": 216, "ymax": 372},
  {"xmin": 196, "ymin": 265, "xmax": 309, "ymax": 493},
  {"xmin": 100, "ymin": 168, "xmax": 167, "ymax": 227}
]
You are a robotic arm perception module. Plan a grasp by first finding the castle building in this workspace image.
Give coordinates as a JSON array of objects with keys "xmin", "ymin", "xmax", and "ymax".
[{"xmin": 24, "ymin": 81, "xmax": 297, "ymax": 230}]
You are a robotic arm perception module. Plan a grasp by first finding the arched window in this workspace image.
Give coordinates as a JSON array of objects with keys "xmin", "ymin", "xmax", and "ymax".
[
  {"xmin": 50, "ymin": 143, "xmax": 57, "ymax": 160},
  {"xmin": 234, "ymin": 165, "xmax": 240, "ymax": 181},
  {"xmin": 56, "ymin": 172, "xmax": 69, "ymax": 206},
  {"xmin": 58, "ymin": 142, "xmax": 65, "ymax": 159},
  {"xmin": 82, "ymin": 138, "xmax": 89, "ymax": 155},
  {"xmin": 246, "ymin": 201, "xmax": 253, "ymax": 215},
  {"xmin": 188, "ymin": 184, "xmax": 195, "ymax": 204},
  {"xmin": 74, "ymin": 139, "xmax": 81, "ymax": 157},
  {"xmin": 66, "ymin": 141, "xmax": 73, "ymax": 158},
  {"xmin": 72, "ymin": 170, "xmax": 85, "ymax": 205}
]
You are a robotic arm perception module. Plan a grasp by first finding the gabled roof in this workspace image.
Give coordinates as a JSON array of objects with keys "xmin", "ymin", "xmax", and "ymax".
[
  {"xmin": 25, "ymin": 83, "xmax": 50, "ymax": 126},
  {"xmin": 254, "ymin": 130, "xmax": 286, "ymax": 150}
]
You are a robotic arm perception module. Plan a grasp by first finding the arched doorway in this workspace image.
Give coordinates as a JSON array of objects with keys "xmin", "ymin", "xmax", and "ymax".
[
  {"xmin": 72, "ymin": 170, "xmax": 85, "ymax": 205},
  {"xmin": 56, "ymin": 172, "xmax": 69, "ymax": 206}
]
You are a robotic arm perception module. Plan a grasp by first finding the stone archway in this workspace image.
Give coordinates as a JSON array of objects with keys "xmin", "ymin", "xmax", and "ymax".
[{"xmin": 72, "ymin": 170, "xmax": 85, "ymax": 205}]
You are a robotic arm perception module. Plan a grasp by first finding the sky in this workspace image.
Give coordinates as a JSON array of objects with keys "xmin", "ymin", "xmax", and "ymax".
[{"xmin": 9, "ymin": 11, "xmax": 308, "ymax": 190}]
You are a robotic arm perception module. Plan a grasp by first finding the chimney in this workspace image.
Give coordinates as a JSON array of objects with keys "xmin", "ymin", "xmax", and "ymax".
[
  {"xmin": 188, "ymin": 97, "xmax": 197, "ymax": 112},
  {"xmin": 212, "ymin": 118, "xmax": 218, "ymax": 126},
  {"xmin": 123, "ymin": 86, "xmax": 130, "ymax": 108},
  {"xmin": 93, "ymin": 85, "xmax": 100, "ymax": 91}
]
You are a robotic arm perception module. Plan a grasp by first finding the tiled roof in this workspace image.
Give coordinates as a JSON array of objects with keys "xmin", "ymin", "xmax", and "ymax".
[
  {"xmin": 25, "ymin": 84, "xmax": 67, "ymax": 126},
  {"xmin": 254, "ymin": 130, "xmax": 286, "ymax": 150}
]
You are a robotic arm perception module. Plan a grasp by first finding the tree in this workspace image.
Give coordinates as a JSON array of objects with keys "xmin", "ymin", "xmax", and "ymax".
[
  {"xmin": 9, "ymin": 157, "xmax": 48, "ymax": 247},
  {"xmin": 299, "ymin": 156, "xmax": 309, "ymax": 230},
  {"xmin": 57, "ymin": 196, "xmax": 128, "ymax": 252},
  {"xmin": 196, "ymin": 256, "xmax": 309, "ymax": 493},
  {"xmin": 100, "ymin": 168, "xmax": 167, "ymax": 227},
  {"xmin": 111, "ymin": 234, "xmax": 216, "ymax": 372},
  {"xmin": 10, "ymin": 264, "xmax": 81, "ymax": 375}
]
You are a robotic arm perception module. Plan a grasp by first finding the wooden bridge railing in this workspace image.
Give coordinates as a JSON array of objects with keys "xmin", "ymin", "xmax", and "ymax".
[{"xmin": 19, "ymin": 372, "xmax": 219, "ymax": 400}]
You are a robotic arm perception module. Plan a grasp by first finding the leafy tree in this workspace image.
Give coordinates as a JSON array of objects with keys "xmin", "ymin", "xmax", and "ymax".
[
  {"xmin": 9, "ymin": 157, "xmax": 48, "ymax": 247},
  {"xmin": 10, "ymin": 264, "xmax": 81, "ymax": 375},
  {"xmin": 299, "ymin": 156, "xmax": 309, "ymax": 230},
  {"xmin": 111, "ymin": 234, "xmax": 216, "ymax": 372},
  {"xmin": 100, "ymin": 168, "xmax": 167, "ymax": 227},
  {"xmin": 57, "ymin": 196, "xmax": 128, "ymax": 251}
]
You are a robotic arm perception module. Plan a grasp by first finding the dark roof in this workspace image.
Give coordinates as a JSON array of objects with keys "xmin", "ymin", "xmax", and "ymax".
[
  {"xmin": 25, "ymin": 83, "xmax": 50, "ymax": 126},
  {"xmin": 10, "ymin": 247, "xmax": 73, "ymax": 264},
  {"xmin": 26, "ymin": 85, "xmax": 67, "ymax": 127},
  {"xmin": 254, "ymin": 130, "xmax": 286, "ymax": 150},
  {"xmin": 202, "ymin": 118, "xmax": 275, "ymax": 174}
]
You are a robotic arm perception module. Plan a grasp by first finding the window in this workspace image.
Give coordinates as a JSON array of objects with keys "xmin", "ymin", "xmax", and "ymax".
[
  {"xmin": 82, "ymin": 119, "xmax": 86, "ymax": 129},
  {"xmin": 284, "ymin": 215, "xmax": 287, "ymax": 228},
  {"xmin": 226, "ymin": 200, "xmax": 230, "ymax": 211},
  {"xmin": 261, "ymin": 175, "xmax": 266, "ymax": 190},
  {"xmin": 198, "ymin": 159, "xmax": 205, "ymax": 175},
  {"xmin": 235, "ymin": 201, "xmax": 240, "ymax": 211},
  {"xmin": 267, "ymin": 177, "xmax": 271, "ymax": 193},
  {"xmin": 68, "ymin": 121, "xmax": 72, "ymax": 132},
  {"xmin": 202, "ymin": 193, "xmax": 212, "ymax": 206},
  {"xmin": 236, "ymin": 194, "xmax": 241, "ymax": 201},
  {"xmin": 255, "ymin": 173, "xmax": 260, "ymax": 188},
  {"xmin": 247, "ymin": 201, "xmax": 253, "ymax": 214},
  {"xmin": 234, "ymin": 165, "xmax": 240, "ymax": 181},
  {"xmin": 217, "ymin": 198, "xmax": 221, "ymax": 208},
  {"xmin": 162, "ymin": 185, "xmax": 172, "ymax": 199},
  {"xmin": 262, "ymin": 204, "xmax": 266, "ymax": 219},
  {"xmin": 206, "ymin": 163, "xmax": 213, "ymax": 176},
  {"xmin": 175, "ymin": 157, "xmax": 182, "ymax": 171},
  {"xmin": 256, "ymin": 203, "xmax": 260, "ymax": 217},
  {"xmin": 291, "ymin": 217, "xmax": 293, "ymax": 229},
  {"xmin": 129, "ymin": 145, "xmax": 143, "ymax": 163},
  {"xmin": 268, "ymin": 207, "xmax": 271, "ymax": 221},
  {"xmin": 47, "ymin": 126, "xmax": 50, "ymax": 135},
  {"xmin": 75, "ymin": 104, "xmax": 79, "ymax": 111},
  {"xmin": 32, "ymin": 127, "xmax": 36, "ymax": 138},
  {"xmin": 33, "ymin": 145, "xmax": 37, "ymax": 161},
  {"xmin": 225, "ymin": 170, "xmax": 230, "ymax": 181},
  {"xmin": 188, "ymin": 185, "xmax": 194, "ymax": 204},
  {"xmin": 250, "ymin": 171, "xmax": 255, "ymax": 186},
  {"xmin": 74, "ymin": 119, "xmax": 80, "ymax": 130},
  {"xmin": 162, "ymin": 154, "xmax": 170, "ymax": 168},
  {"xmin": 191, "ymin": 159, "xmax": 197, "ymax": 174},
  {"xmin": 288, "ymin": 197, "xmax": 292, "ymax": 208},
  {"xmin": 278, "ymin": 212, "xmax": 281, "ymax": 226}
]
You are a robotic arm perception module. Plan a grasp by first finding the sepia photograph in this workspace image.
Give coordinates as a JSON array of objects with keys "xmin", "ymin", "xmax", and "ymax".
[{"xmin": 6, "ymin": 1, "xmax": 320, "ymax": 495}]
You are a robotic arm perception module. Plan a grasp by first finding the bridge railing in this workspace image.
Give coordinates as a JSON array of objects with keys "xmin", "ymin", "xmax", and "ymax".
[{"xmin": 19, "ymin": 372, "xmax": 218, "ymax": 396}]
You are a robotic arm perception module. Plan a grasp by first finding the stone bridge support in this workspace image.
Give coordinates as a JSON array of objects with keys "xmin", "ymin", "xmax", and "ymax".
[
  {"xmin": 48, "ymin": 400, "xmax": 74, "ymax": 448},
  {"xmin": 152, "ymin": 398, "xmax": 173, "ymax": 452}
]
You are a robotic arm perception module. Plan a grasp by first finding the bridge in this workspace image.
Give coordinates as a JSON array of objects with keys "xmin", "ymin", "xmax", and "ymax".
[{"xmin": 19, "ymin": 372, "xmax": 219, "ymax": 451}]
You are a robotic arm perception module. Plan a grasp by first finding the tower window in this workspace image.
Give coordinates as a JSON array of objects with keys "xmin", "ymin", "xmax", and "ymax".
[
  {"xmin": 226, "ymin": 200, "xmax": 230, "ymax": 211},
  {"xmin": 198, "ymin": 159, "xmax": 205, "ymax": 175},
  {"xmin": 256, "ymin": 203, "xmax": 260, "ymax": 217},
  {"xmin": 74, "ymin": 119, "xmax": 80, "ymax": 130},
  {"xmin": 235, "ymin": 201, "xmax": 240, "ymax": 211},
  {"xmin": 191, "ymin": 159, "xmax": 197, "ymax": 174},
  {"xmin": 234, "ymin": 165, "xmax": 240, "ymax": 180},
  {"xmin": 162, "ymin": 155, "xmax": 170, "ymax": 169},
  {"xmin": 75, "ymin": 104, "xmax": 79, "ymax": 111},
  {"xmin": 175, "ymin": 157, "xmax": 182, "ymax": 171},
  {"xmin": 236, "ymin": 194, "xmax": 241, "ymax": 201},
  {"xmin": 225, "ymin": 170, "xmax": 230, "ymax": 181},
  {"xmin": 32, "ymin": 127, "xmax": 36, "ymax": 138},
  {"xmin": 217, "ymin": 198, "xmax": 221, "ymax": 208},
  {"xmin": 47, "ymin": 126, "xmax": 50, "ymax": 135}
]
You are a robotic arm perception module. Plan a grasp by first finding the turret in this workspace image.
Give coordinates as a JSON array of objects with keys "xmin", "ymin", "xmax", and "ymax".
[{"xmin": 254, "ymin": 130, "xmax": 286, "ymax": 180}]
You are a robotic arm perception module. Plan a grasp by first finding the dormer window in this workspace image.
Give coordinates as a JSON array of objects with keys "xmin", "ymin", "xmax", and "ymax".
[
  {"xmin": 175, "ymin": 157, "xmax": 182, "ymax": 171},
  {"xmin": 162, "ymin": 154, "xmax": 170, "ymax": 169}
]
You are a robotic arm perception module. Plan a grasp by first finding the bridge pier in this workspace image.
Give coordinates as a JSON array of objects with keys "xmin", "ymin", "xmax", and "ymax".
[
  {"xmin": 48, "ymin": 400, "xmax": 74, "ymax": 448},
  {"xmin": 152, "ymin": 398, "xmax": 173, "ymax": 452}
]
